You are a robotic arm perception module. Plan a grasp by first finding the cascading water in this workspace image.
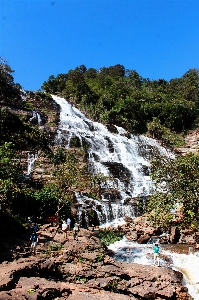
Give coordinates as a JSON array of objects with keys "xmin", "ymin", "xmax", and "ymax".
[
  {"xmin": 75, "ymin": 192, "xmax": 136, "ymax": 227},
  {"xmin": 20, "ymin": 89, "xmax": 27, "ymax": 102},
  {"xmin": 27, "ymin": 153, "xmax": 38, "ymax": 176},
  {"xmin": 29, "ymin": 110, "xmax": 42, "ymax": 125},
  {"xmin": 52, "ymin": 95, "xmax": 173, "ymax": 226},
  {"xmin": 52, "ymin": 96, "xmax": 198, "ymax": 298},
  {"xmin": 37, "ymin": 112, "xmax": 42, "ymax": 125},
  {"xmin": 109, "ymin": 239, "xmax": 199, "ymax": 299}
]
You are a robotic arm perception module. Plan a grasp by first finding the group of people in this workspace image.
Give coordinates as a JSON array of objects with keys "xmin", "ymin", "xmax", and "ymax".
[
  {"xmin": 62, "ymin": 217, "xmax": 79, "ymax": 240},
  {"xmin": 28, "ymin": 216, "xmax": 160, "ymax": 266},
  {"xmin": 27, "ymin": 216, "xmax": 80, "ymax": 256}
]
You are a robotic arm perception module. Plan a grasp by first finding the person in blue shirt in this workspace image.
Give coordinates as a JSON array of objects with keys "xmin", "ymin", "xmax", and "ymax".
[
  {"xmin": 153, "ymin": 243, "xmax": 160, "ymax": 266},
  {"xmin": 30, "ymin": 232, "xmax": 38, "ymax": 255}
]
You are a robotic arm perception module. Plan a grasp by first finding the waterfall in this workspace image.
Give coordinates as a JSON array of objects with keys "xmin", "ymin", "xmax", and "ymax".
[
  {"xmin": 108, "ymin": 239, "xmax": 199, "ymax": 299},
  {"xmin": 29, "ymin": 110, "xmax": 37, "ymax": 123},
  {"xmin": 29, "ymin": 110, "xmax": 42, "ymax": 125},
  {"xmin": 75, "ymin": 192, "xmax": 136, "ymax": 227},
  {"xmin": 36, "ymin": 112, "xmax": 42, "ymax": 125},
  {"xmin": 52, "ymin": 95, "xmax": 173, "ymax": 226},
  {"xmin": 20, "ymin": 89, "xmax": 27, "ymax": 102},
  {"xmin": 27, "ymin": 153, "xmax": 38, "ymax": 176}
]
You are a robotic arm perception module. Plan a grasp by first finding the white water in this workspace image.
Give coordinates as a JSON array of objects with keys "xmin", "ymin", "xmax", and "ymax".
[
  {"xmin": 37, "ymin": 112, "xmax": 42, "ymax": 125},
  {"xmin": 75, "ymin": 192, "xmax": 135, "ymax": 227},
  {"xmin": 109, "ymin": 238, "xmax": 199, "ymax": 299},
  {"xmin": 29, "ymin": 110, "xmax": 42, "ymax": 125},
  {"xmin": 27, "ymin": 153, "xmax": 38, "ymax": 176},
  {"xmin": 52, "ymin": 95, "xmax": 173, "ymax": 226},
  {"xmin": 51, "ymin": 97, "xmax": 199, "ymax": 298}
]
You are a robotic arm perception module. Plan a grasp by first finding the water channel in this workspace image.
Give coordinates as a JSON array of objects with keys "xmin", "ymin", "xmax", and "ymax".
[{"xmin": 109, "ymin": 238, "xmax": 199, "ymax": 299}]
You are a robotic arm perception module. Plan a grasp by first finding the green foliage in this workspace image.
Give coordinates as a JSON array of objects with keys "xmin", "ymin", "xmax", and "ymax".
[
  {"xmin": 53, "ymin": 150, "xmax": 104, "ymax": 201},
  {"xmin": 86, "ymin": 191, "xmax": 97, "ymax": 199},
  {"xmin": 106, "ymin": 279, "xmax": 120, "ymax": 293},
  {"xmin": 0, "ymin": 57, "xmax": 21, "ymax": 106},
  {"xmin": 48, "ymin": 243, "xmax": 62, "ymax": 251},
  {"xmin": 78, "ymin": 257, "xmax": 86, "ymax": 263},
  {"xmin": 69, "ymin": 136, "xmax": 81, "ymax": 148},
  {"xmin": 0, "ymin": 108, "xmax": 49, "ymax": 151},
  {"xmin": 74, "ymin": 275, "xmax": 87, "ymax": 283},
  {"xmin": 52, "ymin": 148, "xmax": 66, "ymax": 165},
  {"xmin": 0, "ymin": 142, "xmax": 21, "ymax": 180},
  {"xmin": 147, "ymin": 152, "xmax": 199, "ymax": 228},
  {"xmin": 33, "ymin": 183, "xmax": 60, "ymax": 216},
  {"xmin": 10, "ymin": 182, "xmax": 62, "ymax": 218},
  {"xmin": 41, "ymin": 64, "xmax": 199, "ymax": 141},
  {"xmin": 0, "ymin": 142, "xmax": 22, "ymax": 212},
  {"xmin": 147, "ymin": 118, "xmax": 185, "ymax": 148},
  {"xmin": 44, "ymin": 243, "xmax": 62, "ymax": 258},
  {"xmin": 96, "ymin": 252, "xmax": 105, "ymax": 262},
  {"xmin": 98, "ymin": 229, "xmax": 123, "ymax": 246}
]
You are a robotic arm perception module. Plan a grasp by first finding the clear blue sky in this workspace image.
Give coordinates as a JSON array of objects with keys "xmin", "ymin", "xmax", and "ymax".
[{"xmin": 1, "ymin": 0, "xmax": 199, "ymax": 91}]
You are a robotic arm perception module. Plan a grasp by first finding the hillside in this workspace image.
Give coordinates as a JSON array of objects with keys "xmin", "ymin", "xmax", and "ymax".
[{"xmin": 1, "ymin": 59, "xmax": 199, "ymax": 231}]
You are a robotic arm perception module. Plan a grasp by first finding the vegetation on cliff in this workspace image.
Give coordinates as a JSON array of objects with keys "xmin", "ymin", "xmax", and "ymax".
[
  {"xmin": 1, "ymin": 57, "xmax": 199, "ymax": 229},
  {"xmin": 147, "ymin": 152, "xmax": 199, "ymax": 228},
  {"xmin": 41, "ymin": 64, "xmax": 199, "ymax": 148}
]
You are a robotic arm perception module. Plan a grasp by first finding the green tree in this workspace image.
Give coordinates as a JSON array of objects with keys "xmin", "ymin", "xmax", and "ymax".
[
  {"xmin": 147, "ymin": 152, "xmax": 199, "ymax": 228},
  {"xmin": 147, "ymin": 118, "xmax": 185, "ymax": 148},
  {"xmin": 182, "ymin": 68, "xmax": 199, "ymax": 103},
  {"xmin": 0, "ymin": 142, "xmax": 22, "ymax": 212},
  {"xmin": 0, "ymin": 57, "xmax": 21, "ymax": 105},
  {"xmin": 41, "ymin": 75, "xmax": 59, "ymax": 94}
]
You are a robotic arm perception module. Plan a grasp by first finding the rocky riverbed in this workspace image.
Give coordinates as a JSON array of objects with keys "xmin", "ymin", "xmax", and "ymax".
[{"xmin": 0, "ymin": 223, "xmax": 193, "ymax": 300}]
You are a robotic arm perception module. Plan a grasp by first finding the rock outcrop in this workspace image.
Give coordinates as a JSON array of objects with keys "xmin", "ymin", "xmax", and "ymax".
[
  {"xmin": 0, "ymin": 224, "xmax": 193, "ymax": 300},
  {"xmin": 124, "ymin": 215, "xmax": 199, "ymax": 246}
]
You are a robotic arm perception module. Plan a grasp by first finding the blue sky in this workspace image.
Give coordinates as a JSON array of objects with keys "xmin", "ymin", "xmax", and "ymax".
[{"xmin": 1, "ymin": 0, "xmax": 199, "ymax": 91}]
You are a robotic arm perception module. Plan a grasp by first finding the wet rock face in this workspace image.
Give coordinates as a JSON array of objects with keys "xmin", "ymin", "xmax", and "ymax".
[
  {"xmin": 106, "ymin": 124, "xmax": 118, "ymax": 134},
  {"xmin": 104, "ymin": 136, "xmax": 115, "ymax": 153},
  {"xmin": 141, "ymin": 165, "xmax": 150, "ymax": 176},
  {"xmin": 102, "ymin": 162, "xmax": 131, "ymax": 185},
  {"xmin": 102, "ymin": 189, "xmax": 122, "ymax": 201}
]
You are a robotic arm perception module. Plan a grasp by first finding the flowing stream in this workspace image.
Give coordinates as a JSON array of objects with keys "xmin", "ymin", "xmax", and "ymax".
[{"xmin": 109, "ymin": 238, "xmax": 199, "ymax": 299}]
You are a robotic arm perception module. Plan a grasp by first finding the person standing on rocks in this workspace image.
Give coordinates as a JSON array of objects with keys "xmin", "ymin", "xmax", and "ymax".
[
  {"xmin": 30, "ymin": 231, "xmax": 38, "ymax": 255},
  {"xmin": 153, "ymin": 243, "xmax": 160, "ymax": 266},
  {"xmin": 32, "ymin": 223, "xmax": 39, "ymax": 233},
  {"xmin": 62, "ymin": 221, "xmax": 68, "ymax": 239},
  {"xmin": 73, "ymin": 222, "xmax": 79, "ymax": 240},
  {"xmin": 66, "ymin": 217, "xmax": 71, "ymax": 231}
]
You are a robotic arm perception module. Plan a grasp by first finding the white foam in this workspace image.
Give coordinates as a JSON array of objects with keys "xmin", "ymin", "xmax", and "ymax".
[{"xmin": 108, "ymin": 239, "xmax": 199, "ymax": 299}]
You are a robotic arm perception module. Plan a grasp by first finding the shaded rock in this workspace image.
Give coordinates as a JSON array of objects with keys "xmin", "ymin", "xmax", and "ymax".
[
  {"xmin": 170, "ymin": 227, "xmax": 179, "ymax": 243},
  {"xmin": 124, "ymin": 216, "xmax": 134, "ymax": 223},
  {"xmin": 0, "ymin": 223, "xmax": 194, "ymax": 300},
  {"xmin": 137, "ymin": 234, "xmax": 151, "ymax": 244}
]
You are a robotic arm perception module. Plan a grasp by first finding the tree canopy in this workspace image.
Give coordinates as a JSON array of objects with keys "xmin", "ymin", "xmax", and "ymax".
[
  {"xmin": 0, "ymin": 57, "xmax": 21, "ymax": 106},
  {"xmin": 147, "ymin": 152, "xmax": 199, "ymax": 228},
  {"xmin": 41, "ymin": 65, "xmax": 199, "ymax": 146}
]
